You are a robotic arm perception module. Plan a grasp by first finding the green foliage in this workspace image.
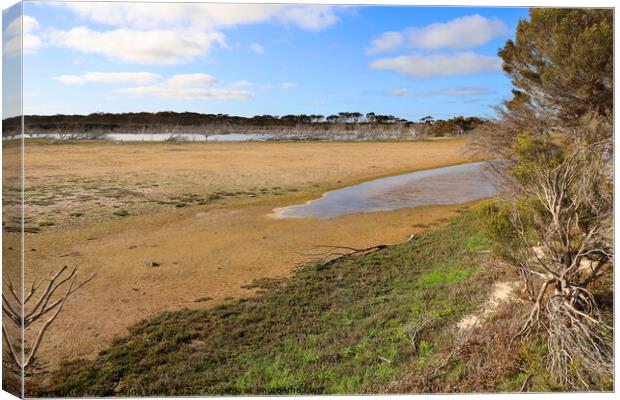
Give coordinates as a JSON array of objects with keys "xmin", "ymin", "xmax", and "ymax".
[
  {"xmin": 499, "ymin": 9, "xmax": 613, "ymax": 125},
  {"xmin": 476, "ymin": 198, "xmax": 538, "ymax": 261},
  {"xmin": 477, "ymin": 131, "xmax": 602, "ymax": 261},
  {"xmin": 509, "ymin": 132, "xmax": 564, "ymax": 184}
]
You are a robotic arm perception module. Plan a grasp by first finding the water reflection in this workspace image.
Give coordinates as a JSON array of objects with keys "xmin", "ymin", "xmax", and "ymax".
[{"xmin": 274, "ymin": 161, "xmax": 500, "ymax": 219}]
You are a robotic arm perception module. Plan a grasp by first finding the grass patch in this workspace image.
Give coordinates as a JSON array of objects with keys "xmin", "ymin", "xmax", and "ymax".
[{"xmin": 41, "ymin": 213, "xmax": 496, "ymax": 396}]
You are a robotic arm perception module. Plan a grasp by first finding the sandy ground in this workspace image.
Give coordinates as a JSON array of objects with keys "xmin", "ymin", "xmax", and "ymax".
[
  {"xmin": 457, "ymin": 281, "xmax": 518, "ymax": 332},
  {"xmin": 5, "ymin": 138, "xmax": 479, "ymax": 368}
]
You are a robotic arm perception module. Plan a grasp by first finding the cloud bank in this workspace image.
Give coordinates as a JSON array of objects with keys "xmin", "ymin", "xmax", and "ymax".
[
  {"xmin": 40, "ymin": 3, "xmax": 341, "ymax": 65},
  {"xmin": 366, "ymin": 14, "xmax": 508, "ymax": 55},
  {"xmin": 47, "ymin": 27, "xmax": 226, "ymax": 65},
  {"xmin": 370, "ymin": 52, "xmax": 502, "ymax": 78}
]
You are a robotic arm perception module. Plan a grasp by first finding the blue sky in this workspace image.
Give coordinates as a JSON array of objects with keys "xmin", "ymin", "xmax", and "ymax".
[{"xmin": 4, "ymin": 2, "xmax": 529, "ymax": 120}]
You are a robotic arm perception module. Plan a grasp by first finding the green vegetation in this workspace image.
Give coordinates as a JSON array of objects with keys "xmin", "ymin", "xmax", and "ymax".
[
  {"xmin": 41, "ymin": 213, "xmax": 501, "ymax": 396},
  {"xmin": 499, "ymin": 9, "xmax": 612, "ymax": 126}
]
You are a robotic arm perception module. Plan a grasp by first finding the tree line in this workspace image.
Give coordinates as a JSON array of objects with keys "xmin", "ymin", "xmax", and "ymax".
[{"xmin": 2, "ymin": 112, "xmax": 486, "ymax": 137}]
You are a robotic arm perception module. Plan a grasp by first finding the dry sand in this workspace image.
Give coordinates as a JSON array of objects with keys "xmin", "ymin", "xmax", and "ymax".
[{"xmin": 5, "ymin": 138, "xmax": 480, "ymax": 367}]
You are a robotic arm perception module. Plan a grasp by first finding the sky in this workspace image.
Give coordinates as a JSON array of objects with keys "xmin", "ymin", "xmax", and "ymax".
[{"xmin": 3, "ymin": 2, "xmax": 529, "ymax": 121}]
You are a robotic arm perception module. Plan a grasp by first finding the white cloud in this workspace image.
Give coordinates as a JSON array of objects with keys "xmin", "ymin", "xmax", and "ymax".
[
  {"xmin": 385, "ymin": 86, "xmax": 495, "ymax": 97},
  {"xmin": 59, "ymin": 3, "xmax": 339, "ymax": 31},
  {"xmin": 47, "ymin": 26, "xmax": 225, "ymax": 65},
  {"xmin": 410, "ymin": 14, "xmax": 508, "ymax": 50},
  {"xmin": 231, "ymin": 80, "xmax": 254, "ymax": 88},
  {"xmin": 367, "ymin": 14, "xmax": 508, "ymax": 54},
  {"xmin": 250, "ymin": 43, "xmax": 265, "ymax": 55},
  {"xmin": 279, "ymin": 82, "xmax": 297, "ymax": 89},
  {"xmin": 22, "ymin": 34, "xmax": 44, "ymax": 53},
  {"xmin": 3, "ymin": 15, "xmax": 45, "ymax": 57},
  {"xmin": 6, "ymin": 15, "xmax": 39, "ymax": 36},
  {"xmin": 61, "ymin": 2, "xmax": 339, "ymax": 31},
  {"xmin": 43, "ymin": 3, "xmax": 340, "ymax": 65},
  {"xmin": 116, "ymin": 73, "xmax": 253, "ymax": 101},
  {"xmin": 366, "ymin": 31, "xmax": 404, "ymax": 55},
  {"xmin": 3, "ymin": 37, "xmax": 20, "ymax": 57},
  {"xmin": 276, "ymin": 6, "xmax": 339, "ymax": 32},
  {"xmin": 61, "ymin": 3, "xmax": 277, "ymax": 30},
  {"xmin": 167, "ymin": 73, "xmax": 218, "ymax": 87},
  {"xmin": 54, "ymin": 72, "xmax": 163, "ymax": 85},
  {"xmin": 369, "ymin": 52, "xmax": 502, "ymax": 78}
]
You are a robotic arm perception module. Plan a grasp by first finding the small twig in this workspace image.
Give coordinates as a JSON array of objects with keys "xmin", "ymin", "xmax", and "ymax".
[{"xmin": 520, "ymin": 373, "xmax": 532, "ymax": 392}]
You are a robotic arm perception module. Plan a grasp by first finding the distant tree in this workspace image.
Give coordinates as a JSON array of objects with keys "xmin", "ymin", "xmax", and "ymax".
[
  {"xmin": 424, "ymin": 116, "xmax": 485, "ymax": 137},
  {"xmin": 349, "ymin": 112, "xmax": 363, "ymax": 123},
  {"xmin": 309, "ymin": 114, "xmax": 324, "ymax": 123},
  {"xmin": 280, "ymin": 115, "xmax": 297, "ymax": 124},
  {"xmin": 419, "ymin": 116, "xmax": 434, "ymax": 125},
  {"xmin": 337, "ymin": 112, "xmax": 350, "ymax": 123},
  {"xmin": 326, "ymin": 115, "xmax": 339, "ymax": 124},
  {"xmin": 374, "ymin": 114, "xmax": 394, "ymax": 124},
  {"xmin": 15, "ymin": 111, "xmax": 417, "ymax": 135}
]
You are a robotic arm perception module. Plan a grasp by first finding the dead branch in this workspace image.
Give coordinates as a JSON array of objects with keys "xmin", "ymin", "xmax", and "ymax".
[
  {"xmin": 405, "ymin": 314, "xmax": 437, "ymax": 355},
  {"xmin": 492, "ymin": 129, "xmax": 613, "ymax": 387},
  {"xmin": 426, "ymin": 337, "xmax": 467, "ymax": 381},
  {"xmin": 299, "ymin": 234, "xmax": 417, "ymax": 270},
  {"xmin": 2, "ymin": 265, "xmax": 96, "ymax": 372}
]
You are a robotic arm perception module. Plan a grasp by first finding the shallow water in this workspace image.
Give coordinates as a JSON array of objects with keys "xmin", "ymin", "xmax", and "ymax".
[{"xmin": 274, "ymin": 161, "xmax": 500, "ymax": 219}]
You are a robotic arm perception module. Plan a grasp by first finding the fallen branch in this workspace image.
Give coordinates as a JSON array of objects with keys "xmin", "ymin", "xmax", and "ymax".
[{"xmin": 300, "ymin": 234, "xmax": 417, "ymax": 270}]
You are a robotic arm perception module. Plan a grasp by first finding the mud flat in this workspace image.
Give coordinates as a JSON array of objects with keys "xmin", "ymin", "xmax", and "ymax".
[{"xmin": 9, "ymin": 138, "xmax": 487, "ymax": 366}]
